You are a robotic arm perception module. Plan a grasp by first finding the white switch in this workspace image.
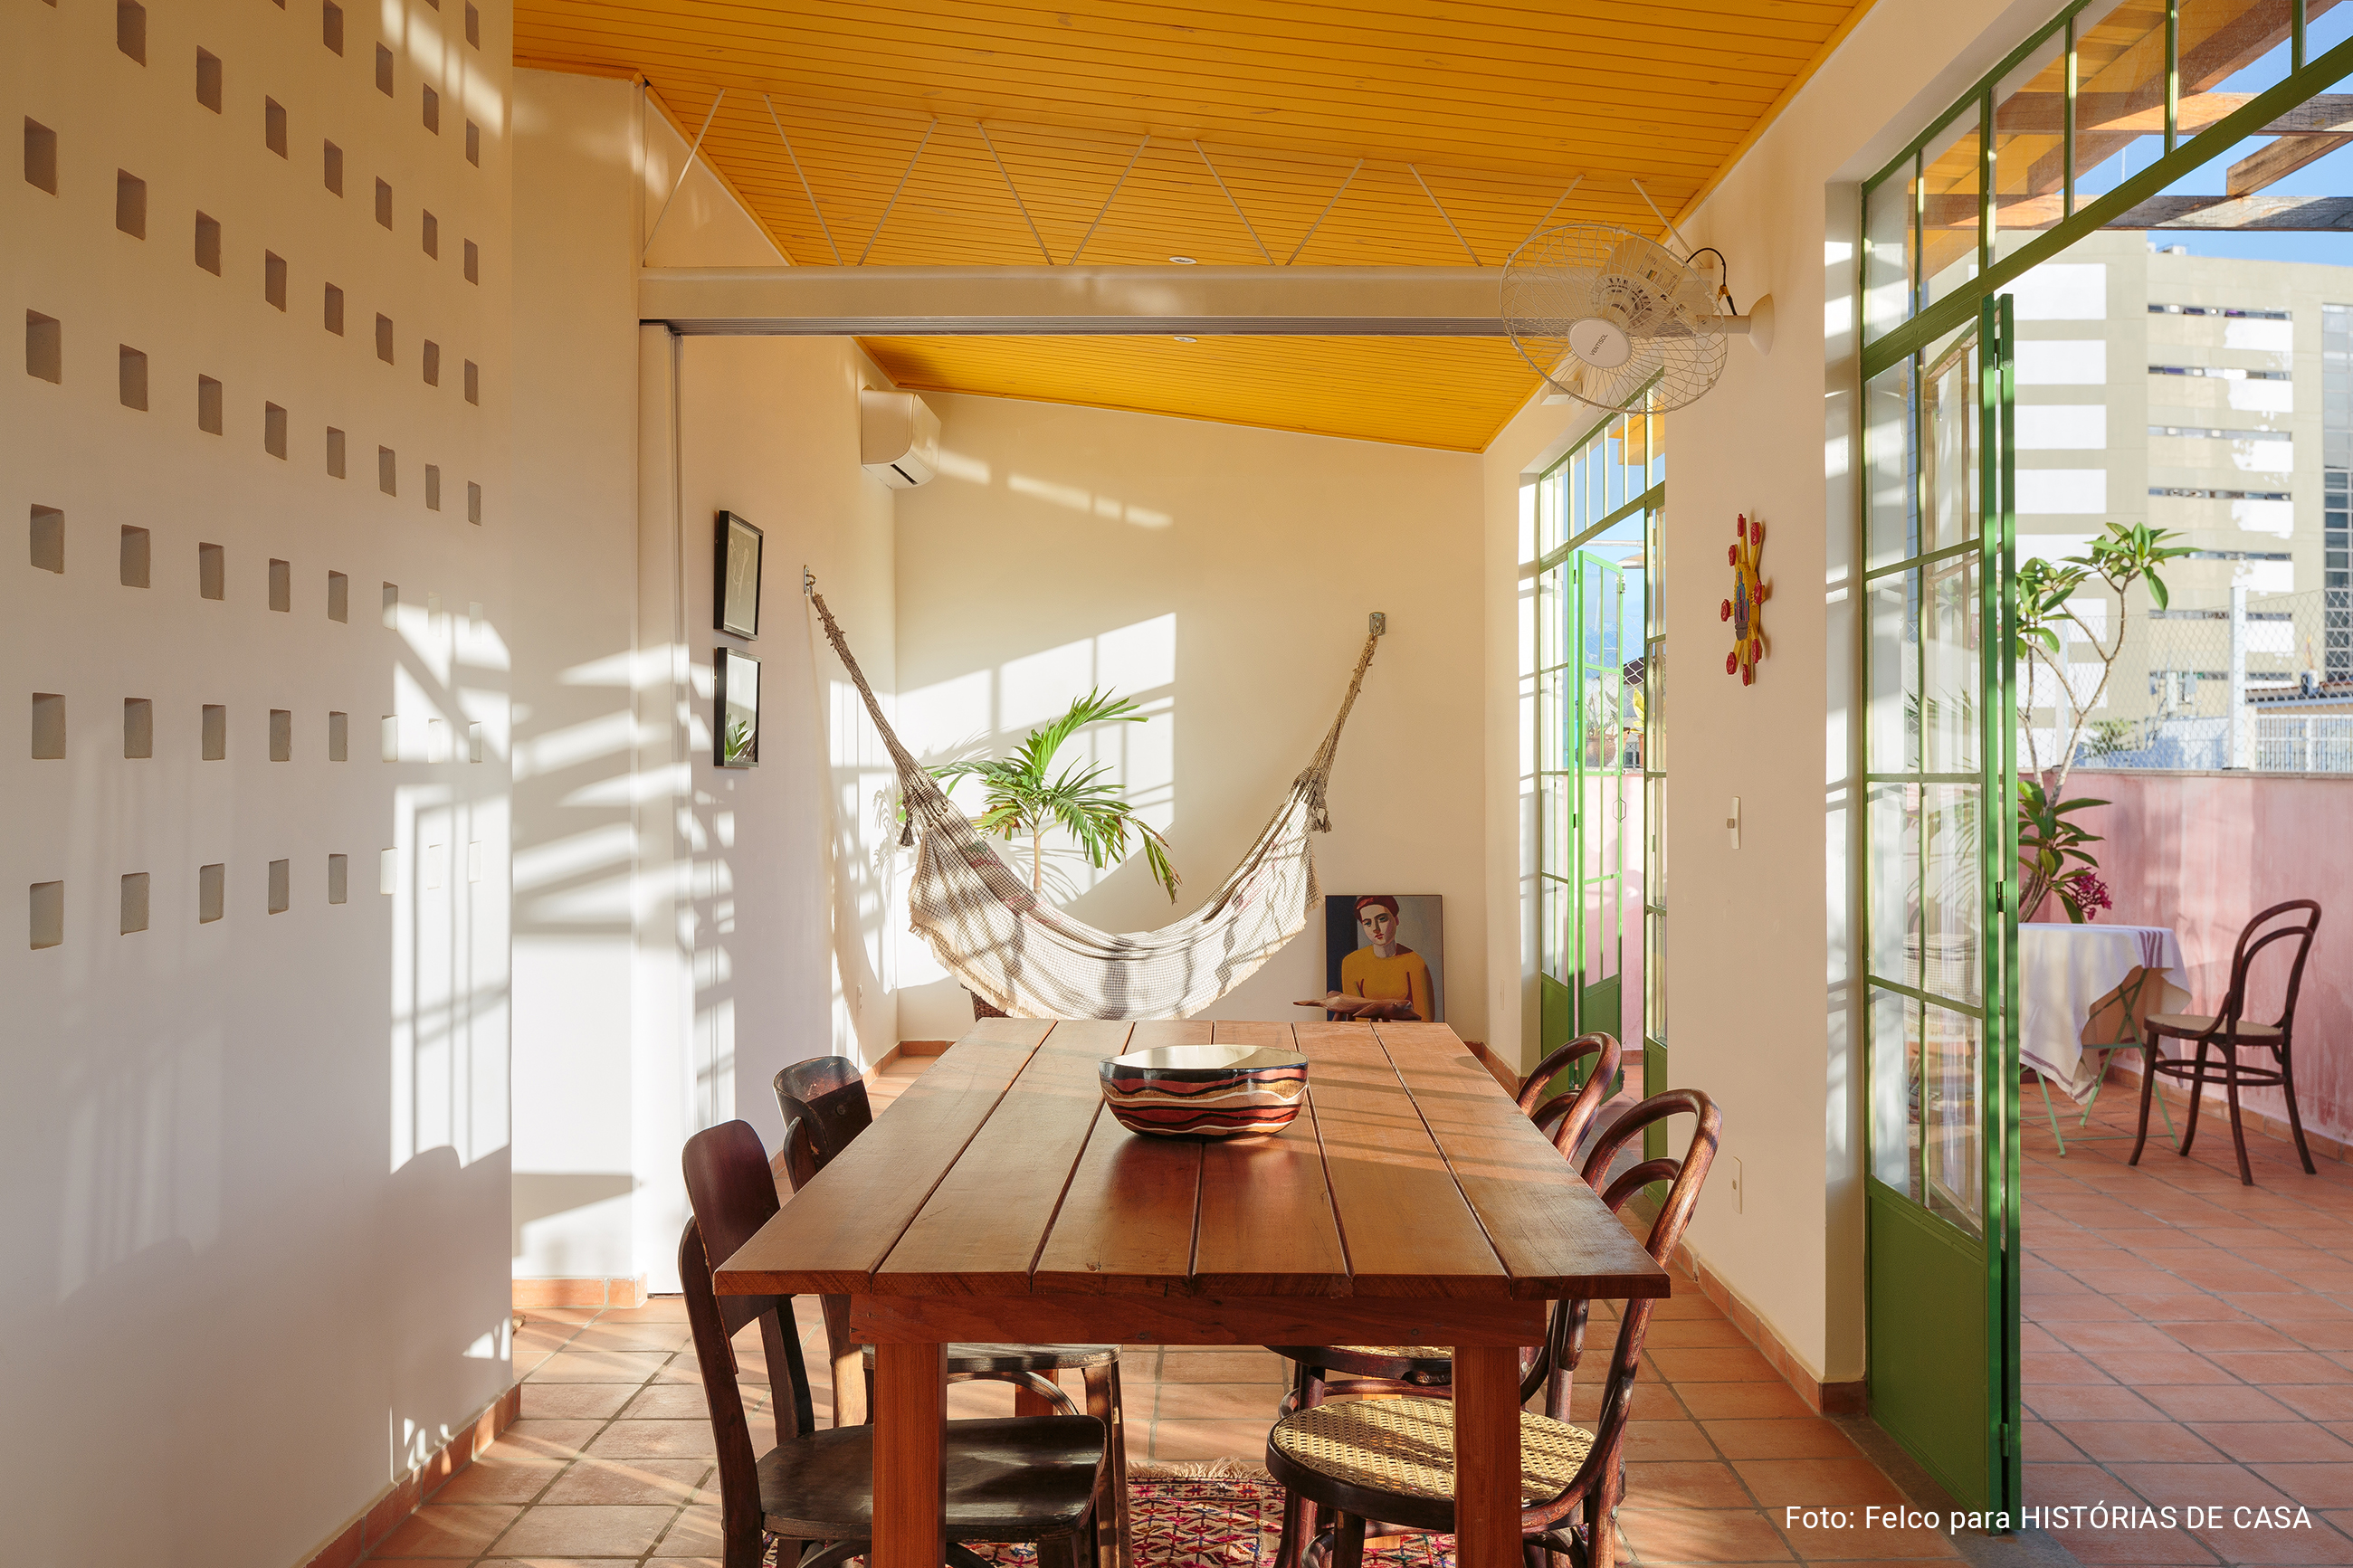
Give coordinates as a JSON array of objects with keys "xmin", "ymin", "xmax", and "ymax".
[
  {"xmin": 1729, "ymin": 796, "xmax": 1742, "ymax": 850},
  {"xmin": 378, "ymin": 847, "xmax": 396, "ymax": 895},
  {"xmin": 1729, "ymin": 1155, "xmax": 1745, "ymax": 1213}
]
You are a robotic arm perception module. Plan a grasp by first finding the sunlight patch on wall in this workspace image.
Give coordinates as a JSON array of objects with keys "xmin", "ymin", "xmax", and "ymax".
[{"xmin": 1009, "ymin": 471, "xmax": 1174, "ymax": 528}]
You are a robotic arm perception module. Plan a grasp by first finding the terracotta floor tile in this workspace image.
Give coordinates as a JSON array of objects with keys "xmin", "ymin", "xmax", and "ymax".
[
  {"xmin": 1671, "ymin": 1383, "xmax": 1815, "ymax": 1421},
  {"xmin": 617, "ymin": 1382, "xmax": 712, "ymax": 1421},
  {"xmin": 2087, "ymin": 1349, "xmax": 2242, "ymax": 1386},
  {"xmin": 2045, "ymin": 1525, "xmax": 2225, "ymax": 1564},
  {"xmin": 518, "ymin": 1383, "xmax": 638, "ymax": 1421},
  {"xmin": 1625, "ymin": 1421, "xmax": 1720, "ymax": 1460},
  {"xmin": 1775, "ymin": 1516, "xmax": 1959, "ymax": 1562},
  {"xmin": 2064, "ymin": 1321, "xmax": 2198, "ymax": 1353},
  {"xmin": 486, "ymin": 1421, "xmax": 607, "ymax": 1460},
  {"xmin": 429, "ymin": 1459, "xmax": 565, "ymax": 1505},
  {"xmin": 2139, "ymin": 1383, "xmax": 2300, "ymax": 1421},
  {"xmin": 1151, "ymin": 1383, "xmax": 1283, "ymax": 1422},
  {"xmin": 1622, "ymin": 1459, "xmax": 1753, "ymax": 1509},
  {"xmin": 492, "ymin": 1502, "xmax": 677, "ymax": 1556},
  {"xmin": 2034, "ymin": 1296, "xmax": 2144, "ymax": 1322},
  {"xmin": 1700, "ymin": 1420, "xmax": 1863, "ymax": 1461},
  {"xmin": 524, "ymin": 1348, "xmax": 674, "ymax": 1383},
  {"xmin": 2168, "ymin": 1322, "xmax": 2311, "ymax": 1354},
  {"xmin": 646, "ymin": 1504, "xmax": 725, "ymax": 1557},
  {"xmin": 369, "ymin": 1502, "xmax": 522, "ymax": 1557},
  {"xmin": 1157, "ymin": 1351, "xmax": 1289, "ymax": 1383},
  {"xmin": 1650, "ymin": 1348, "xmax": 1784, "ymax": 1383},
  {"xmin": 2024, "ymin": 1350, "xmax": 2116, "ymax": 1384},
  {"xmin": 567, "ymin": 1322, "xmax": 693, "ymax": 1353},
  {"xmin": 2187, "ymin": 1522, "xmax": 2353, "ymax": 1566},
  {"xmin": 595, "ymin": 1299, "xmax": 691, "ymax": 1322},
  {"xmin": 1615, "ymin": 1506, "xmax": 1796, "ymax": 1563},
  {"xmin": 1146, "ymin": 1419, "xmax": 1278, "ymax": 1463},
  {"xmin": 2212, "ymin": 1352, "xmax": 2353, "ymax": 1385},
  {"xmin": 584, "ymin": 1421, "xmax": 721, "ymax": 1459},
  {"xmin": 1727, "ymin": 1456, "xmax": 1907, "ymax": 1511},
  {"xmin": 2054, "ymin": 1421, "xmax": 2226, "ymax": 1462},
  {"xmin": 2028, "ymin": 1461, "xmax": 2134, "ymax": 1505},
  {"xmin": 538, "ymin": 1458, "xmax": 713, "ymax": 1506},
  {"xmin": 2024, "ymin": 1384, "xmax": 2167, "ymax": 1421},
  {"xmin": 2291, "ymin": 1324, "xmax": 2353, "ymax": 1353},
  {"xmin": 2192, "ymin": 1421, "xmax": 2353, "ymax": 1465},
  {"xmin": 1648, "ymin": 1319, "xmax": 1761, "ymax": 1349},
  {"xmin": 2227, "ymin": 1296, "xmax": 2353, "ymax": 1323},
  {"xmin": 2109, "ymin": 1296, "xmax": 2255, "ymax": 1323},
  {"xmin": 2078, "ymin": 1269, "xmax": 2207, "ymax": 1297},
  {"xmin": 2023, "ymin": 1422, "xmax": 2089, "ymax": 1462}
]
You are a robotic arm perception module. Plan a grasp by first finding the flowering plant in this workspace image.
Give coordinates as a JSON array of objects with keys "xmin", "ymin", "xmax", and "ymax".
[{"xmin": 2058, "ymin": 870, "xmax": 2112, "ymax": 923}]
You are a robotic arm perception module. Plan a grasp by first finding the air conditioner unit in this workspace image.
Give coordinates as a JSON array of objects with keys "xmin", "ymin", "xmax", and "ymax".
[{"xmin": 860, "ymin": 390, "xmax": 939, "ymax": 489}]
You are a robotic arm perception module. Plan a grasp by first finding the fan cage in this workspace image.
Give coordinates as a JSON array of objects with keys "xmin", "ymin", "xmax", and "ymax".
[{"xmin": 1501, "ymin": 223, "xmax": 1731, "ymax": 414}]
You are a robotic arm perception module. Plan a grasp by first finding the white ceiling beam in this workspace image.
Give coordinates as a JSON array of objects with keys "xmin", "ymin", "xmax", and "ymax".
[{"xmin": 638, "ymin": 265, "xmax": 1510, "ymax": 336}]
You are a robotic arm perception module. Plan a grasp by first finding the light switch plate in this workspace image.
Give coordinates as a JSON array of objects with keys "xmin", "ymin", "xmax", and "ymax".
[{"xmin": 1729, "ymin": 795, "xmax": 1742, "ymax": 850}]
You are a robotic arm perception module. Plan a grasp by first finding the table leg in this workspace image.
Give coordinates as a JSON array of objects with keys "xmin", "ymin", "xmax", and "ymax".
[
  {"xmin": 872, "ymin": 1342, "xmax": 946, "ymax": 1568},
  {"xmin": 1453, "ymin": 1345, "xmax": 1521, "ymax": 1568}
]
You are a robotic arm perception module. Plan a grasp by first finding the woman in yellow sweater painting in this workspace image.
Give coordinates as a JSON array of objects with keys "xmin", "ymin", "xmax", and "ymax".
[{"xmin": 1304, "ymin": 894, "xmax": 1440, "ymax": 1022}]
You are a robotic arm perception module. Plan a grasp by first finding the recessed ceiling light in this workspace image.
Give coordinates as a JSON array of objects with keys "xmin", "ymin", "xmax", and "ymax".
[
  {"xmin": 1172, "ymin": 336, "xmax": 1197, "ymax": 343},
  {"xmin": 1168, "ymin": 255, "xmax": 1197, "ymax": 264}
]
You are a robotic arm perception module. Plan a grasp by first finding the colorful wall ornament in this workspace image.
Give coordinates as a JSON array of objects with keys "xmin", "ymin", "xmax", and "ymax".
[{"xmin": 1721, "ymin": 514, "xmax": 1768, "ymax": 684}]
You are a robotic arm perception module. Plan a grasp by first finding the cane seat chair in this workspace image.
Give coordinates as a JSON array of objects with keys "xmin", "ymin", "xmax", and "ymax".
[
  {"xmin": 679, "ymin": 1119, "xmax": 1107, "ymax": 1568},
  {"xmin": 1266, "ymin": 1033, "xmax": 1624, "ymax": 1402},
  {"xmin": 2130, "ymin": 899, "xmax": 2323, "ymax": 1185},
  {"xmin": 775, "ymin": 1058, "xmax": 1134, "ymax": 1564},
  {"xmin": 1264, "ymin": 1088, "xmax": 1721, "ymax": 1568}
]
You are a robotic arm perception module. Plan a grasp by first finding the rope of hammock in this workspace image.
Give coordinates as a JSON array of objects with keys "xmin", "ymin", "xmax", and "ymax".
[{"xmin": 805, "ymin": 582, "xmax": 1382, "ymax": 1019}]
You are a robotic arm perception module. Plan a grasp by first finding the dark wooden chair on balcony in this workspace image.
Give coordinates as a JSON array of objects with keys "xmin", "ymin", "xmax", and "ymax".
[
  {"xmin": 774, "ymin": 1056, "xmax": 1133, "ymax": 1565},
  {"xmin": 680, "ymin": 1118, "xmax": 1108, "ymax": 1568},
  {"xmin": 2131, "ymin": 899, "xmax": 2322, "ymax": 1185},
  {"xmin": 1263, "ymin": 1088, "xmax": 1721, "ymax": 1568}
]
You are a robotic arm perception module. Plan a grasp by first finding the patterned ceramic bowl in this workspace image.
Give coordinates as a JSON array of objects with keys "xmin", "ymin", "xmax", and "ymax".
[{"xmin": 1099, "ymin": 1043, "xmax": 1310, "ymax": 1139}]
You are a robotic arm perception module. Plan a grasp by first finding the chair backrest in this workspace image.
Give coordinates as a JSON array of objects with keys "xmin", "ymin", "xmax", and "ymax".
[
  {"xmin": 1522, "ymin": 1088, "xmax": 1720, "ymax": 1535},
  {"xmin": 774, "ymin": 1056, "xmax": 873, "ymax": 1188},
  {"xmin": 681, "ymin": 1120, "xmax": 821, "ymax": 1565},
  {"xmin": 1516, "ymin": 1031, "xmax": 1624, "ymax": 1164},
  {"xmin": 2217, "ymin": 899, "xmax": 2322, "ymax": 1039}
]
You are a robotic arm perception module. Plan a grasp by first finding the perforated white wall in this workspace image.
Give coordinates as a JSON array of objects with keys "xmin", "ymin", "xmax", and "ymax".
[{"xmin": 4, "ymin": 0, "xmax": 513, "ymax": 1557}]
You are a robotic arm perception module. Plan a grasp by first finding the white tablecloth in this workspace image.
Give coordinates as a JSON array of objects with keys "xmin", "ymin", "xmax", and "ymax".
[{"xmin": 2020, "ymin": 923, "xmax": 2191, "ymax": 1100}]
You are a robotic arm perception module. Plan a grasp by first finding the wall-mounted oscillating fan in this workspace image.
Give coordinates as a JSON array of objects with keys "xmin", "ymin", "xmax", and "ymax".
[{"xmin": 1501, "ymin": 223, "xmax": 1751, "ymax": 413}]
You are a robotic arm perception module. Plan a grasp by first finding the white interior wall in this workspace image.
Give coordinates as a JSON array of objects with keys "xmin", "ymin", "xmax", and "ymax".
[
  {"xmin": 893, "ymin": 394, "xmax": 1486, "ymax": 1043},
  {"xmin": 4, "ymin": 0, "xmax": 516, "ymax": 1559}
]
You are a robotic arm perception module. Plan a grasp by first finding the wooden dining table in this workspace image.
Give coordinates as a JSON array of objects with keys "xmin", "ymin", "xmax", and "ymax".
[{"xmin": 712, "ymin": 1016, "xmax": 1671, "ymax": 1568}]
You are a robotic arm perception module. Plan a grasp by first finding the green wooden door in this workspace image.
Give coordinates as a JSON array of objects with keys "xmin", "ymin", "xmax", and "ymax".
[{"xmin": 1862, "ymin": 295, "xmax": 2022, "ymax": 1519}]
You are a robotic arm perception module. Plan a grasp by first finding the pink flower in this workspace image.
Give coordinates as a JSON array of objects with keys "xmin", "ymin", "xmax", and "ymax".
[{"xmin": 2065, "ymin": 870, "xmax": 2113, "ymax": 917}]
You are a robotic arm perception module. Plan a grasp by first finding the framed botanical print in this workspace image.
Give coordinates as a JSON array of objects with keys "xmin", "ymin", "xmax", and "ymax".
[
  {"xmin": 715, "ymin": 647, "xmax": 760, "ymax": 768},
  {"xmin": 717, "ymin": 511, "xmax": 763, "ymax": 639}
]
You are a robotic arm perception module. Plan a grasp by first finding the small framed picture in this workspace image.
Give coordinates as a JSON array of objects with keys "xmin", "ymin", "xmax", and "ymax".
[
  {"xmin": 715, "ymin": 647, "xmax": 760, "ymax": 768},
  {"xmin": 716, "ymin": 511, "xmax": 763, "ymax": 639}
]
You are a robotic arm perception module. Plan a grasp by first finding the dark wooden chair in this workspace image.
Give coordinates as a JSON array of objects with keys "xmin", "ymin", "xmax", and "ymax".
[
  {"xmin": 1263, "ymin": 1088, "xmax": 1720, "ymax": 1568},
  {"xmin": 680, "ymin": 1118, "xmax": 1107, "ymax": 1568},
  {"xmin": 775, "ymin": 1056, "xmax": 1134, "ymax": 1564},
  {"xmin": 2131, "ymin": 899, "xmax": 2323, "ymax": 1185}
]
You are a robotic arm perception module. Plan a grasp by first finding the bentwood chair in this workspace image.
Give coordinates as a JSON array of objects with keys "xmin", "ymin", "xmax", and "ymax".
[
  {"xmin": 775, "ymin": 1058, "xmax": 1135, "ymax": 1564},
  {"xmin": 1264, "ymin": 1088, "xmax": 1721, "ymax": 1568},
  {"xmin": 680, "ymin": 1119, "xmax": 1107, "ymax": 1568},
  {"xmin": 2131, "ymin": 899, "xmax": 2323, "ymax": 1185}
]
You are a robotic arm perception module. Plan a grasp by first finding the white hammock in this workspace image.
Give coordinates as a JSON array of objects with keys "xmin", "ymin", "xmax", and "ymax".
[{"xmin": 809, "ymin": 589, "xmax": 1380, "ymax": 1021}]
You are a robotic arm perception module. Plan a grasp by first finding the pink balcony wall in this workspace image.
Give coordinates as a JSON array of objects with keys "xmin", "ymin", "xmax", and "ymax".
[{"xmin": 2071, "ymin": 769, "xmax": 2353, "ymax": 1152}]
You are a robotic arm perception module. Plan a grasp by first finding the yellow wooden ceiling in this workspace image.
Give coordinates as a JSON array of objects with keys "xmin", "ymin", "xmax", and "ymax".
[{"xmin": 515, "ymin": 0, "xmax": 1878, "ymax": 449}]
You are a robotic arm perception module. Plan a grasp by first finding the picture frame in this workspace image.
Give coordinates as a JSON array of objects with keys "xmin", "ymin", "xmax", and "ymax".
[
  {"xmin": 715, "ymin": 647, "xmax": 760, "ymax": 768},
  {"xmin": 1324, "ymin": 893, "xmax": 1444, "ymax": 1022},
  {"xmin": 716, "ymin": 511, "xmax": 763, "ymax": 639}
]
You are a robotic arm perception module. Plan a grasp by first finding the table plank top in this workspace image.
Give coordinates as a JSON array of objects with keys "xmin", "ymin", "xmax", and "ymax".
[{"xmin": 715, "ymin": 1018, "xmax": 1669, "ymax": 1304}]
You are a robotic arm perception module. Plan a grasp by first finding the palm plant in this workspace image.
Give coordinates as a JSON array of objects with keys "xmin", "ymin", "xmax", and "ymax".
[{"xmin": 930, "ymin": 689, "xmax": 1180, "ymax": 901}]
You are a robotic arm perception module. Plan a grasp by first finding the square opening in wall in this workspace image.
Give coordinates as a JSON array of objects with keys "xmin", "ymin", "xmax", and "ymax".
[
  {"xmin": 468, "ymin": 720, "xmax": 481, "ymax": 762},
  {"xmin": 30, "ymin": 506, "xmax": 63, "ymax": 574},
  {"xmin": 264, "ymin": 252, "xmax": 287, "ymax": 309},
  {"xmin": 198, "ymin": 541, "xmax": 224, "ymax": 600},
  {"xmin": 374, "ymin": 178, "xmax": 391, "ymax": 229},
  {"xmin": 327, "ymin": 570, "xmax": 348, "ymax": 622},
  {"xmin": 32, "ymin": 693, "xmax": 65, "ymax": 759},
  {"xmin": 377, "ymin": 447, "xmax": 395, "ymax": 496},
  {"xmin": 464, "ymin": 360, "xmax": 478, "ymax": 404},
  {"xmin": 264, "ymin": 402, "xmax": 287, "ymax": 458},
  {"xmin": 116, "ymin": 0, "xmax": 144, "ymax": 62},
  {"xmin": 119, "ymin": 346, "xmax": 147, "ymax": 409},
  {"xmin": 25, "ymin": 312, "xmax": 61, "ymax": 383},
  {"xmin": 267, "ymin": 858, "xmax": 289, "ymax": 913},
  {"xmin": 463, "ymin": 240, "xmax": 478, "ymax": 283},
  {"xmin": 24, "ymin": 119, "xmax": 57, "ymax": 194},
  {"xmin": 424, "ymin": 464, "xmax": 440, "ymax": 509},
  {"xmin": 381, "ymin": 581, "xmax": 397, "ymax": 626},
  {"xmin": 467, "ymin": 481, "xmax": 481, "ymax": 525},
  {"xmin": 202, "ymin": 703, "xmax": 225, "ymax": 760},
  {"xmin": 323, "ymin": 139, "xmax": 342, "ymax": 194},
  {"xmin": 422, "ymin": 84, "xmax": 439, "ymax": 134},
  {"xmin": 422, "ymin": 340, "xmax": 439, "ymax": 385},
  {"xmin": 120, "ymin": 872, "xmax": 148, "ymax": 933},
  {"xmin": 269, "ymin": 708, "xmax": 290, "ymax": 761},
  {"xmin": 327, "ymin": 853, "xmax": 348, "ymax": 904},
  {"xmin": 198, "ymin": 862, "xmax": 223, "ymax": 923},
  {"xmin": 321, "ymin": 0, "xmax": 342, "ymax": 54},
  {"xmin": 265, "ymin": 98, "xmax": 288, "ymax": 157},
  {"xmin": 379, "ymin": 714, "xmax": 397, "ymax": 761},
  {"xmin": 464, "ymin": 2, "xmax": 478, "ymax": 45},
  {"xmin": 196, "ymin": 375, "xmax": 222, "ymax": 434},
  {"xmin": 268, "ymin": 557, "xmax": 290, "ymax": 611},
  {"xmin": 120, "ymin": 526, "xmax": 148, "ymax": 587},
  {"xmin": 326, "ymin": 426, "xmax": 346, "ymax": 478},
  {"xmin": 30, "ymin": 881, "xmax": 62, "ymax": 949},
  {"xmin": 378, "ymin": 847, "xmax": 395, "ymax": 894},
  {"xmin": 422, "ymin": 211, "xmax": 437, "ymax": 259},
  {"xmin": 465, "ymin": 120, "xmax": 479, "ymax": 166},
  {"xmin": 195, "ymin": 49, "xmax": 222, "ymax": 112},
  {"xmin": 328, "ymin": 709, "xmax": 347, "ymax": 759},
  {"xmin": 324, "ymin": 282, "xmax": 344, "ymax": 335},
  {"xmin": 114, "ymin": 170, "xmax": 144, "ymax": 236},
  {"xmin": 194, "ymin": 213, "xmax": 221, "ymax": 274},
  {"xmin": 123, "ymin": 697, "xmax": 151, "ymax": 757},
  {"xmin": 374, "ymin": 44, "xmax": 392, "ymax": 95},
  {"xmin": 375, "ymin": 314, "xmax": 393, "ymax": 364}
]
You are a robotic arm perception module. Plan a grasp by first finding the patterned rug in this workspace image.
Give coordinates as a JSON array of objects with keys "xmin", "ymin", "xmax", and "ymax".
[{"xmin": 971, "ymin": 1473, "xmax": 1453, "ymax": 1568}]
